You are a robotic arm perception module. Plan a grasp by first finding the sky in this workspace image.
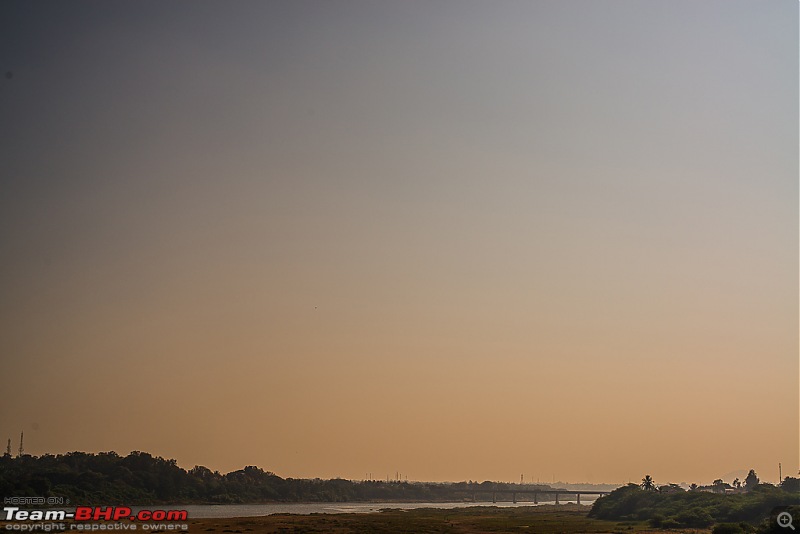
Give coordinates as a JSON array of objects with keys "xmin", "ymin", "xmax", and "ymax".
[{"xmin": 0, "ymin": 0, "xmax": 797, "ymax": 485}]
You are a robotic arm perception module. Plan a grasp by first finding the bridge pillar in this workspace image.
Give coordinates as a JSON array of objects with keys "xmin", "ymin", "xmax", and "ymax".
[
  {"xmin": 555, "ymin": 493, "xmax": 559, "ymax": 505},
  {"xmin": 577, "ymin": 493, "xmax": 580, "ymax": 505},
  {"xmin": 472, "ymin": 492, "xmax": 476, "ymax": 502},
  {"xmin": 492, "ymin": 492, "xmax": 496, "ymax": 504},
  {"xmin": 533, "ymin": 492, "xmax": 538, "ymax": 504},
  {"xmin": 512, "ymin": 492, "xmax": 516, "ymax": 504}
]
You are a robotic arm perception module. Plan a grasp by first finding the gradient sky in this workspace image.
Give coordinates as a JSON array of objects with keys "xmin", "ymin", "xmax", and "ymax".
[{"xmin": 0, "ymin": 0, "xmax": 797, "ymax": 485}]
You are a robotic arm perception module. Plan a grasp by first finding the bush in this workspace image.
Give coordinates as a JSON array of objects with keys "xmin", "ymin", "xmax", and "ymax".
[
  {"xmin": 675, "ymin": 508, "xmax": 714, "ymax": 527},
  {"xmin": 649, "ymin": 513, "xmax": 665, "ymax": 527}
]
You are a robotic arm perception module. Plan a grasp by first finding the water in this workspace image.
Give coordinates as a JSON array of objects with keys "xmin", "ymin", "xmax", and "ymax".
[{"xmin": 145, "ymin": 499, "xmax": 597, "ymax": 518}]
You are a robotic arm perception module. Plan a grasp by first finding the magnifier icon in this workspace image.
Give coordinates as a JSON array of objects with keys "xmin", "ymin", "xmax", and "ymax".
[{"xmin": 778, "ymin": 511, "xmax": 795, "ymax": 530}]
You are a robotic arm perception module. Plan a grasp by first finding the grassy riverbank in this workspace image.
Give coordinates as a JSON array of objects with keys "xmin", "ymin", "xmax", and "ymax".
[{"xmin": 188, "ymin": 504, "xmax": 665, "ymax": 533}]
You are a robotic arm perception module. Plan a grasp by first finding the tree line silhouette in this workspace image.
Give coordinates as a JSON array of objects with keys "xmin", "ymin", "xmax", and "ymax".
[{"xmin": 0, "ymin": 451, "xmax": 562, "ymax": 505}]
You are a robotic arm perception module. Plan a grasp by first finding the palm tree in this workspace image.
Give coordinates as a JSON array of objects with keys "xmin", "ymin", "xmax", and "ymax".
[{"xmin": 641, "ymin": 475, "xmax": 656, "ymax": 491}]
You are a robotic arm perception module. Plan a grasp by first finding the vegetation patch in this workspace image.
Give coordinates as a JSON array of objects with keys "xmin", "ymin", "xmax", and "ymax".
[{"xmin": 589, "ymin": 477, "xmax": 799, "ymax": 532}]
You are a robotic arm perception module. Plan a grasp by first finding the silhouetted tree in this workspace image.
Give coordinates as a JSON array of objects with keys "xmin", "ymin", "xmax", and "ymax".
[
  {"xmin": 641, "ymin": 475, "xmax": 656, "ymax": 491},
  {"xmin": 744, "ymin": 469, "xmax": 759, "ymax": 491}
]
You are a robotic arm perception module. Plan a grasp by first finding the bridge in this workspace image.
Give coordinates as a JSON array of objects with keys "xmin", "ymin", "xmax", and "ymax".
[{"xmin": 461, "ymin": 488, "xmax": 610, "ymax": 505}]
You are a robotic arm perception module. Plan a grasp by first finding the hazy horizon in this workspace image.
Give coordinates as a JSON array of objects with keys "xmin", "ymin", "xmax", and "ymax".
[{"xmin": 1, "ymin": 0, "xmax": 797, "ymax": 485}]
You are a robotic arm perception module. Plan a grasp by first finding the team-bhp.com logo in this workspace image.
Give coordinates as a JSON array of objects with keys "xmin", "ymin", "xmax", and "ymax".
[
  {"xmin": 4, "ymin": 508, "xmax": 188, "ymax": 522},
  {"xmin": 4, "ymin": 506, "xmax": 189, "ymax": 530}
]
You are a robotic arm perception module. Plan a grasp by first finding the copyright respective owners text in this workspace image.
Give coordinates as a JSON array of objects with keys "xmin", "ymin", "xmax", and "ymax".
[{"xmin": 2, "ymin": 501, "xmax": 190, "ymax": 532}]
